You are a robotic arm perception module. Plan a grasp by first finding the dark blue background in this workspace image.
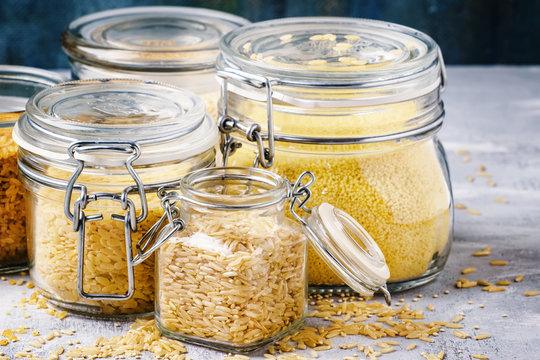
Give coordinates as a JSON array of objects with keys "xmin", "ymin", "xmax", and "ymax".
[{"xmin": 1, "ymin": 0, "xmax": 539, "ymax": 69}]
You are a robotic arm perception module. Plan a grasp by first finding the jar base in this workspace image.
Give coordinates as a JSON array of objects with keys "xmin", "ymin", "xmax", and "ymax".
[
  {"xmin": 156, "ymin": 314, "xmax": 306, "ymax": 353},
  {"xmin": 37, "ymin": 287, "xmax": 154, "ymax": 319},
  {"xmin": 0, "ymin": 262, "xmax": 29, "ymax": 275}
]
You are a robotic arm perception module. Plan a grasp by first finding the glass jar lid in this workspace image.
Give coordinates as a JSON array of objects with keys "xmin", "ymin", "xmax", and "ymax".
[
  {"xmin": 0, "ymin": 65, "xmax": 64, "ymax": 115},
  {"xmin": 62, "ymin": 6, "xmax": 249, "ymax": 72},
  {"xmin": 303, "ymin": 202, "xmax": 390, "ymax": 301},
  {"xmin": 219, "ymin": 17, "xmax": 445, "ymax": 106},
  {"xmin": 13, "ymin": 79, "xmax": 219, "ymax": 166}
]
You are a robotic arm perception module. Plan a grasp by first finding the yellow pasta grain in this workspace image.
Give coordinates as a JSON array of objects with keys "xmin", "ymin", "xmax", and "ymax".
[
  {"xmin": 461, "ymin": 267, "xmax": 476, "ymax": 274},
  {"xmin": 0, "ymin": 113, "xmax": 27, "ymax": 269},
  {"xmin": 490, "ymin": 260, "xmax": 508, "ymax": 266},
  {"xmin": 452, "ymin": 330, "xmax": 470, "ymax": 339},
  {"xmin": 474, "ymin": 334, "xmax": 491, "ymax": 340},
  {"xmin": 524, "ymin": 291, "xmax": 539, "ymax": 297},
  {"xmin": 406, "ymin": 343, "xmax": 417, "ymax": 350},
  {"xmin": 472, "ymin": 247, "xmax": 491, "ymax": 256},
  {"xmin": 471, "ymin": 355, "xmax": 489, "ymax": 359},
  {"xmin": 515, "ymin": 274, "xmax": 524, "ymax": 282}
]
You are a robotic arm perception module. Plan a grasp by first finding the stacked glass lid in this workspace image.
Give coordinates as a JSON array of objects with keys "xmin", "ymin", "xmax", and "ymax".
[{"xmin": 62, "ymin": 6, "xmax": 250, "ymax": 74}]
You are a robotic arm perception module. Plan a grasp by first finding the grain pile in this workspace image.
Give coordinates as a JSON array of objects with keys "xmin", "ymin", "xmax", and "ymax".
[
  {"xmin": 0, "ymin": 112, "xmax": 27, "ymax": 270},
  {"xmin": 65, "ymin": 319, "xmax": 188, "ymax": 360},
  {"xmin": 157, "ymin": 210, "xmax": 306, "ymax": 347},
  {"xmin": 228, "ymin": 101, "xmax": 452, "ymax": 283}
]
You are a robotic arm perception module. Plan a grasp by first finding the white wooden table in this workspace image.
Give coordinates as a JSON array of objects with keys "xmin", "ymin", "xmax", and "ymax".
[{"xmin": 1, "ymin": 66, "xmax": 539, "ymax": 360}]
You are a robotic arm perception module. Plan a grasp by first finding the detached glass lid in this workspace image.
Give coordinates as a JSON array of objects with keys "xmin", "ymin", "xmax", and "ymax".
[
  {"xmin": 219, "ymin": 17, "xmax": 444, "ymax": 88},
  {"xmin": 62, "ymin": 6, "xmax": 250, "ymax": 71},
  {"xmin": 13, "ymin": 79, "xmax": 218, "ymax": 165}
]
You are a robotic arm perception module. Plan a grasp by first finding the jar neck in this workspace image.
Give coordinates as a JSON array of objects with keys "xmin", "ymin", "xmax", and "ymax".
[{"xmin": 179, "ymin": 167, "xmax": 289, "ymax": 212}]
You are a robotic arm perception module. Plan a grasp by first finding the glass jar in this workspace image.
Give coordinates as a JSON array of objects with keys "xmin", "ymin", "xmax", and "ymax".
[
  {"xmin": 0, "ymin": 65, "xmax": 63, "ymax": 274},
  {"xmin": 217, "ymin": 18, "xmax": 453, "ymax": 292},
  {"xmin": 13, "ymin": 79, "xmax": 219, "ymax": 316},
  {"xmin": 61, "ymin": 6, "xmax": 249, "ymax": 119},
  {"xmin": 137, "ymin": 166, "xmax": 390, "ymax": 352}
]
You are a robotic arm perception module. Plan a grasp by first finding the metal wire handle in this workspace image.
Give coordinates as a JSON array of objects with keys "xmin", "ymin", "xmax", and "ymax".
[
  {"xmin": 217, "ymin": 67, "xmax": 275, "ymax": 168},
  {"xmin": 133, "ymin": 190, "xmax": 185, "ymax": 265},
  {"xmin": 288, "ymin": 171, "xmax": 315, "ymax": 225},
  {"xmin": 64, "ymin": 140, "xmax": 149, "ymax": 300}
]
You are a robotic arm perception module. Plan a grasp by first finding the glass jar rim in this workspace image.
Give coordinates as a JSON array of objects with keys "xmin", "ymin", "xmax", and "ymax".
[
  {"xmin": 62, "ymin": 6, "xmax": 250, "ymax": 72},
  {"xmin": 13, "ymin": 78, "xmax": 219, "ymax": 166},
  {"xmin": 180, "ymin": 167, "xmax": 289, "ymax": 210}
]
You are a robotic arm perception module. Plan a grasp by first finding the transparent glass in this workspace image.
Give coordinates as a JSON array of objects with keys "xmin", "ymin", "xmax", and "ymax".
[
  {"xmin": 0, "ymin": 65, "xmax": 62, "ymax": 274},
  {"xmin": 155, "ymin": 167, "xmax": 307, "ymax": 352},
  {"xmin": 20, "ymin": 149, "xmax": 215, "ymax": 316},
  {"xmin": 225, "ymin": 93, "xmax": 452, "ymax": 292},
  {"xmin": 62, "ymin": 6, "xmax": 249, "ymax": 119},
  {"xmin": 218, "ymin": 17, "xmax": 452, "ymax": 292},
  {"xmin": 15, "ymin": 79, "xmax": 218, "ymax": 316}
]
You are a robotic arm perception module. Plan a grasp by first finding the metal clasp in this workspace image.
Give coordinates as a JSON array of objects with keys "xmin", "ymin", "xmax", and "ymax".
[
  {"xmin": 217, "ymin": 66, "xmax": 275, "ymax": 168},
  {"xmin": 64, "ymin": 140, "xmax": 148, "ymax": 301},
  {"xmin": 133, "ymin": 188, "xmax": 185, "ymax": 266},
  {"xmin": 288, "ymin": 171, "xmax": 316, "ymax": 225},
  {"xmin": 438, "ymin": 47, "xmax": 447, "ymax": 92}
]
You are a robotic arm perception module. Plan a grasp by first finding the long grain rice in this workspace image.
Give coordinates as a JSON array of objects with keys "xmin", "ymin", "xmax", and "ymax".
[{"xmin": 157, "ymin": 209, "xmax": 306, "ymax": 346}]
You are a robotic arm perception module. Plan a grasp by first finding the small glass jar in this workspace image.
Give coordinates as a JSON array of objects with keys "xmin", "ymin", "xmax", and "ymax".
[
  {"xmin": 217, "ymin": 18, "xmax": 453, "ymax": 292},
  {"xmin": 137, "ymin": 166, "xmax": 390, "ymax": 352},
  {"xmin": 61, "ymin": 6, "xmax": 249, "ymax": 119},
  {"xmin": 13, "ymin": 79, "xmax": 219, "ymax": 316},
  {"xmin": 0, "ymin": 65, "xmax": 63, "ymax": 274}
]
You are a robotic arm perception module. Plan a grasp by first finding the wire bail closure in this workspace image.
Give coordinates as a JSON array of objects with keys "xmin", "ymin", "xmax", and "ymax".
[
  {"xmin": 217, "ymin": 67, "xmax": 275, "ymax": 168},
  {"xmin": 64, "ymin": 140, "xmax": 148, "ymax": 301},
  {"xmin": 132, "ymin": 188, "xmax": 185, "ymax": 266}
]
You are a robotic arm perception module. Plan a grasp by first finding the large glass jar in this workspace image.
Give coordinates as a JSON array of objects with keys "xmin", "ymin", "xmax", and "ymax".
[
  {"xmin": 137, "ymin": 167, "xmax": 390, "ymax": 352},
  {"xmin": 0, "ymin": 65, "xmax": 63, "ymax": 274},
  {"xmin": 61, "ymin": 6, "xmax": 249, "ymax": 119},
  {"xmin": 217, "ymin": 18, "xmax": 453, "ymax": 292},
  {"xmin": 13, "ymin": 79, "xmax": 219, "ymax": 316}
]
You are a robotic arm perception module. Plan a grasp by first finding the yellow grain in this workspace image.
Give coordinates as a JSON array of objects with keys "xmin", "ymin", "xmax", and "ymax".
[
  {"xmin": 515, "ymin": 274, "xmax": 524, "ymax": 282},
  {"xmin": 482, "ymin": 285, "xmax": 506, "ymax": 292},
  {"xmin": 525, "ymin": 291, "xmax": 539, "ymax": 297},
  {"xmin": 471, "ymin": 355, "xmax": 489, "ymax": 359},
  {"xmin": 406, "ymin": 343, "xmax": 417, "ymax": 350},
  {"xmin": 496, "ymin": 280, "xmax": 511, "ymax": 286},
  {"xmin": 490, "ymin": 260, "xmax": 507, "ymax": 266},
  {"xmin": 454, "ymin": 203, "xmax": 467, "ymax": 210},
  {"xmin": 452, "ymin": 330, "xmax": 470, "ymax": 339},
  {"xmin": 472, "ymin": 247, "xmax": 491, "ymax": 256},
  {"xmin": 474, "ymin": 333, "xmax": 491, "ymax": 340},
  {"xmin": 467, "ymin": 209, "xmax": 481, "ymax": 215},
  {"xmin": 461, "ymin": 267, "xmax": 476, "ymax": 274}
]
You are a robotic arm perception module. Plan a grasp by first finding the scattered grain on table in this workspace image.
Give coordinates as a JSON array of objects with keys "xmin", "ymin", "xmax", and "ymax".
[{"xmin": 472, "ymin": 247, "xmax": 491, "ymax": 256}]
